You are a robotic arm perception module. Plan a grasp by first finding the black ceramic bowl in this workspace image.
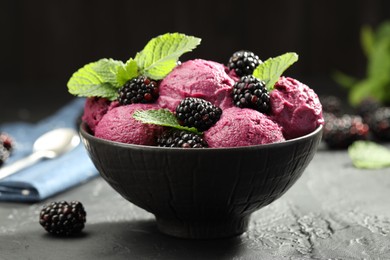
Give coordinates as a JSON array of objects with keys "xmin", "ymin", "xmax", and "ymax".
[{"xmin": 80, "ymin": 123, "xmax": 322, "ymax": 239}]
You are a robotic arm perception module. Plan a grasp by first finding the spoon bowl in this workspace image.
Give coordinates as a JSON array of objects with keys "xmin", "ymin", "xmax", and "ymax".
[
  {"xmin": 33, "ymin": 129, "xmax": 81, "ymax": 158},
  {"xmin": 0, "ymin": 128, "xmax": 80, "ymax": 180}
]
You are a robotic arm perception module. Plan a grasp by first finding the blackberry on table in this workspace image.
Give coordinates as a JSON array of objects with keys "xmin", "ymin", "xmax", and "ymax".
[
  {"xmin": 157, "ymin": 130, "xmax": 208, "ymax": 148},
  {"xmin": 233, "ymin": 75, "xmax": 270, "ymax": 114},
  {"xmin": 228, "ymin": 50, "xmax": 261, "ymax": 77},
  {"xmin": 368, "ymin": 107, "xmax": 390, "ymax": 141},
  {"xmin": 323, "ymin": 114, "xmax": 369, "ymax": 149},
  {"xmin": 117, "ymin": 76, "xmax": 159, "ymax": 105},
  {"xmin": 176, "ymin": 98, "xmax": 222, "ymax": 131},
  {"xmin": 39, "ymin": 200, "xmax": 86, "ymax": 236}
]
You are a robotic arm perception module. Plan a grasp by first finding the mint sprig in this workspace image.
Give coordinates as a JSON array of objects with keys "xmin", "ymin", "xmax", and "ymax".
[
  {"xmin": 67, "ymin": 58, "xmax": 124, "ymax": 100},
  {"xmin": 67, "ymin": 33, "xmax": 201, "ymax": 100},
  {"xmin": 348, "ymin": 141, "xmax": 390, "ymax": 169},
  {"xmin": 135, "ymin": 33, "xmax": 201, "ymax": 80},
  {"xmin": 253, "ymin": 52, "xmax": 298, "ymax": 90},
  {"xmin": 116, "ymin": 58, "xmax": 138, "ymax": 86},
  {"xmin": 133, "ymin": 109, "xmax": 200, "ymax": 134}
]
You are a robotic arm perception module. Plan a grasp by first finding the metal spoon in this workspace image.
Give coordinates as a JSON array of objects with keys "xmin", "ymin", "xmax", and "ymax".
[{"xmin": 0, "ymin": 128, "xmax": 80, "ymax": 180}]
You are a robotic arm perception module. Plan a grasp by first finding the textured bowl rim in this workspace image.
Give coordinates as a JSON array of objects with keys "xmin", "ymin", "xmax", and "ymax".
[{"xmin": 79, "ymin": 122, "xmax": 323, "ymax": 152}]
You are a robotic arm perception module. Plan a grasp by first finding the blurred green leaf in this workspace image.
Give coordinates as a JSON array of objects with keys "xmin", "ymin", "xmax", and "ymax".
[
  {"xmin": 349, "ymin": 141, "xmax": 390, "ymax": 169},
  {"xmin": 361, "ymin": 25, "xmax": 374, "ymax": 57},
  {"xmin": 348, "ymin": 79, "xmax": 385, "ymax": 105},
  {"xmin": 367, "ymin": 38, "xmax": 390, "ymax": 80},
  {"xmin": 332, "ymin": 70, "xmax": 358, "ymax": 89},
  {"xmin": 334, "ymin": 20, "xmax": 390, "ymax": 106},
  {"xmin": 375, "ymin": 21, "xmax": 390, "ymax": 43}
]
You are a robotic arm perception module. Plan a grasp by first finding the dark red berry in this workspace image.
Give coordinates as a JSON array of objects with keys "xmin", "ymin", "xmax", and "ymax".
[
  {"xmin": 0, "ymin": 132, "xmax": 14, "ymax": 152},
  {"xmin": 117, "ymin": 76, "xmax": 159, "ymax": 105},
  {"xmin": 157, "ymin": 130, "xmax": 208, "ymax": 148},
  {"xmin": 228, "ymin": 50, "xmax": 261, "ymax": 77},
  {"xmin": 356, "ymin": 98, "xmax": 381, "ymax": 123},
  {"xmin": 320, "ymin": 95, "xmax": 342, "ymax": 115},
  {"xmin": 0, "ymin": 146, "xmax": 9, "ymax": 166},
  {"xmin": 233, "ymin": 75, "xmax": 270, "ymax": 114},
  {"xmin": 39, "ymin": 201, "xmax": 86, "ymax": 236},
  {"xmin": 323, "ymin": 113, "xmax": 369, "ymax": 149},
  {"xmin": 176, "ymin": 97, "xmax": 222, "ymax": 131},
  {"xmin": 368, "ymin": 107, "xmax": 390, "ymax": 141}
]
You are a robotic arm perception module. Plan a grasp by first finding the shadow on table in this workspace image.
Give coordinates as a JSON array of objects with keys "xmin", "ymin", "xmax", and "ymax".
[{"xmin": 87, "ymin": 219, "xmax": 246, "ymax": 259}]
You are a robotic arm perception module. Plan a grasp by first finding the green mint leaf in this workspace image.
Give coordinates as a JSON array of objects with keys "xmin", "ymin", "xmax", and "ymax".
[
  {"xmin": 348, "ymin": 141, "xmax": 390, "ymax": 169},
  {"xmin": 133, "ymin": 109, "xmax": 200, "ymax": 134},
  {"xmin": 252, "ymin": 52, "xmax": 298, "ymax": 90},
  {"xmin": 117, "ymin": 58, "xmax": 139, "ymax": 86},
  {"xmin": 135, "ymin": 33, "xmax": 201, "ymax": 80},
  {"xmin": 67, "ymin": 58, "xmax": 123, "ymax": 100}
]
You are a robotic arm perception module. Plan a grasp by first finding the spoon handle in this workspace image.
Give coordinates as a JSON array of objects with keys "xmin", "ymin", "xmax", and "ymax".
[{"xmin": 0, "ymin": 152, "xmax": 46, "ymax": 181}]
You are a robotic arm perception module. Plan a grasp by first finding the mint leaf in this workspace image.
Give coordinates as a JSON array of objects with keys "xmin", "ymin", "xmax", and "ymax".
[
  {"xmin": 67, "ymin": 58, "xmax": 123, "ymax": 100},
  {"xmin": 253, "ymin": 52, "xmax": 298, "ymax": 90},
  {"xmin": 348, "ymin": 141, "xmax": 390, "ymax": 169},
  {"xmin": 135, "ymin": 33, "xmax": 201, "ymax": 80},
  {"xmin": 117, "ymin": 58, "xmax": 138, "ymax": 86},
  {"xmin": 133, "ymin": 109, "xmax": 200, "ymax": 134}
]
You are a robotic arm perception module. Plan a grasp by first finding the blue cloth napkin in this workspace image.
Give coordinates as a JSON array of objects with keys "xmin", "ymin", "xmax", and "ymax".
[{"xmin": 0, "ymin": 98, "xmax": 97, "ymax": 202}]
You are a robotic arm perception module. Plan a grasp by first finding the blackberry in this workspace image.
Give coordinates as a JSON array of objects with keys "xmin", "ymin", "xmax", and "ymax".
[
  {"xmin": 176, "ymin": 98, "xmax": 222, "ymax": 131},
  {"xmin": 0, "ymin": 145, "xmax": 9, "ymax": 167},
  {"xmin": 117, "ymin": 76, "xmax": 159, "ymax": 105},
  {"xmin": 232, "ymin": 75, "xmax": 270, "ymax": 113},
  {"xmin": 228, "ymin": 50, "xmax": 261, "ymax": 77},
  {"xmin": 323, "ymin": 114, "xmax": 369, "ymax": 149},
  {"xmin": 157, "ymin": 130, "xmax": 208, "ymax": 148},
  {"xmin": 39, "ymin": 201, "xmax": 86, "ymax": 236},
  {"xmin": 320, "ymin": 95, "xmax": 342, "ymax": 115},
  {"xmin": 0, "ymin": 132, "xmax": 14, "ymax": 152},
  {"xmin": 356, "ymin": 98, "xmax": 381, "ymax": 123},
  {"xmin": 368, "ymin": 107, "xmax": 390, "ymax": 141}
]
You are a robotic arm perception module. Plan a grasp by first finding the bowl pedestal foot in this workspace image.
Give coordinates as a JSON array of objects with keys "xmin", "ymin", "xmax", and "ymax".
[{"xmin": 155, "ymin": 215, "xmax": 250, "ymax": 239}]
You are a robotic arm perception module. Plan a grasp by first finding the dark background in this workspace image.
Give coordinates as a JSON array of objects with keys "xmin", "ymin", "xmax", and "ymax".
[{"xmin": 1, "ymin": 0, "xmax": 390, "ymax": 123}]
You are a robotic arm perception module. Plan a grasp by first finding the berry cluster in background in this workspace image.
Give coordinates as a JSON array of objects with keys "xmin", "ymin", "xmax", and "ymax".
[{"xmin": 321, "ymin": 95, "xmax": 390, "ymax": 149}]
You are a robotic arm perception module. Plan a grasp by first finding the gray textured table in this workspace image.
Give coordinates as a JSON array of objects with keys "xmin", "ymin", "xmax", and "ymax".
[{"xmin": 1, "ymin": 143, "xmax": 390, "ymax": 260}]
